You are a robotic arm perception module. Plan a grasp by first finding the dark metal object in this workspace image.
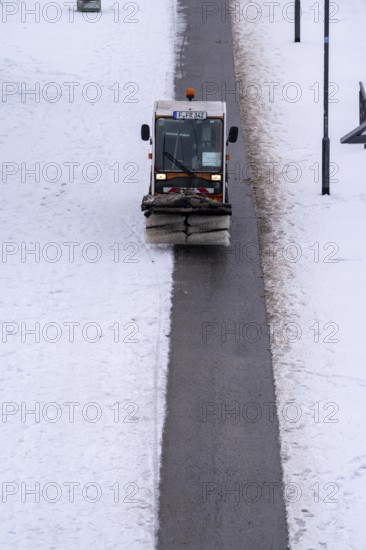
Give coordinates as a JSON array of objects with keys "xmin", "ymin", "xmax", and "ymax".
[
  {"xmin": 340, "ymin": 82, "xmax": 366, "ymax": 146},
  {"xmin": 322, "ymin": 0, "xmax": 330, "ymax": 195},
  {"xmin": 295, "ymin": 0, "xmax": 301, "ymax": 42},
  {"xmin": 359, "ymin": 81, "xmax": 366, "ymax": 124}
]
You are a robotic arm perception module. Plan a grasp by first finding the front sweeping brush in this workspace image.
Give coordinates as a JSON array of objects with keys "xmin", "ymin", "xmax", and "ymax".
[
  {"xmin": 142, "ymin": 191, "xmax": 232, "ymax": 246},
  {"xmin": 187, "ymin": 214, "xmax": 230, "ymax": 246},
  {"xmin": 145, "ymin": 214, "xmax": 187, "ymax": 245}
]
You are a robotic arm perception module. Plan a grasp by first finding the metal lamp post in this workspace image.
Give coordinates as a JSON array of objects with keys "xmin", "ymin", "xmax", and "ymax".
[
  {"xmin": 295, "ymin": 0, "xmax": 301, "ymax": 42},
  {"xmin": 322, "ymin": 0, "xmax": 330, "ymax": 195}
]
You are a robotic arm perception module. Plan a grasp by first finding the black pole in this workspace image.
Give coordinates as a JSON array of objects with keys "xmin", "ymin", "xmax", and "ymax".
[
  {"xmin": 322, "ymin": 0, "xmax": 330, "ymax": 195},
  {"xmin": 294, "ymin": 0, "xmax": 301, "ymax": 42}
]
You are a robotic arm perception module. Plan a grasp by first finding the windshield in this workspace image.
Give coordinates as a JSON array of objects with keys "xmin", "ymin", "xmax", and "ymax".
[{"xmin": 155, "ymin": 118, "xmax": 223, "ymax": 173}]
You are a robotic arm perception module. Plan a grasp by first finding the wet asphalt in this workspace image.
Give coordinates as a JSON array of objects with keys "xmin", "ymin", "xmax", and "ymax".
[{"xmin": 157, "ymin": 3, "xmax": 289, "ymax": 549}]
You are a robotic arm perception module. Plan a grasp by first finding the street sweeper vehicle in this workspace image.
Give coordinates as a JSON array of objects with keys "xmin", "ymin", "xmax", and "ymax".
[
  {"xmin": 141, "ymin": 88, "xmax": 238, "ymax": 246},
  {"xmin": 77, "ymin": 0, "xmax": 101, "ymax": 12}
]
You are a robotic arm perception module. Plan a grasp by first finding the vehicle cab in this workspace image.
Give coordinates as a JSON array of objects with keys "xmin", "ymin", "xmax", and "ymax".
[{"xmin": 142, "ymin": 98, "xmax": 237, "ymax": 204}]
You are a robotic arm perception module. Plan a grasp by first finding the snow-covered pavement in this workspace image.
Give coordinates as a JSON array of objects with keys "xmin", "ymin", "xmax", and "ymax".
[
  {"xmin": 0, "ymin": 2, "xmax": 176, "ymax": 548},
  {"xmin": 232, "ymin": 2, "xmax": 366, "ymax": 548}
]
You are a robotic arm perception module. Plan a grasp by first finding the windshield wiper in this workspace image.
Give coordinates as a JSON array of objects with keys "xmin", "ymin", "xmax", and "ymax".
[{"xmin": 163, "ymin": 151, "xmax": 195, "ymax": 177}]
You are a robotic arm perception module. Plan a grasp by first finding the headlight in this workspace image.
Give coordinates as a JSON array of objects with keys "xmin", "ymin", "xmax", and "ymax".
[
  {"xmin": 211, "ymin": 174, "xmax": 222, "ymax": 181},
  {"xmin": 156, "ymin": 174, "xmax": 167, "ymax": 180}
]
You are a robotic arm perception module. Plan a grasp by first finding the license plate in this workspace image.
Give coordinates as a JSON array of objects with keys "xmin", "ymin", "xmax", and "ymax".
[{"xmin": 173, "ymin": 111, "xmax": 207, "ymax": 120}]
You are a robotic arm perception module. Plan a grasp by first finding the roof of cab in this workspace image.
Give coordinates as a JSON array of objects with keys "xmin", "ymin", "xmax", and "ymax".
[{"xmin": 154, "ymin": 100, "xmax": 226, "ymax": 117}]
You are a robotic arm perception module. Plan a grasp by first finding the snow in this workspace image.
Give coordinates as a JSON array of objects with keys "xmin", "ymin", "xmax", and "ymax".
[
  {"xmin": 3, "ymin": 0, "xmax": 364, "ymax": 547},
  {"xmin": 0, "ymin": 1, "xmax": 177, "ymax": 548},
  {"xmin": 232, "ymin": 2, "xmax": 366, "ymax": 549}
]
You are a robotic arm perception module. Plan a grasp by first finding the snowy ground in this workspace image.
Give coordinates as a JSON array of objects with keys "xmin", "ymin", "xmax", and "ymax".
[
  {"xmin": 231, "ymin": 2, "xmax": 366, "ymax": 549},
  {"xmin": 0, "ymin": 2, "xmax": 177, "ymax": 548}
]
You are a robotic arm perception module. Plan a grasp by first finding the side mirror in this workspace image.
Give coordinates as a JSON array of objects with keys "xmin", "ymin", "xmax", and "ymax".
[
  {"xmin": 141, "ymin": 124, "xmax": 150, "ymax": 141},
  {"xmin": 228, "ymin": 126, "xmax": 239, "ymax": 143}
]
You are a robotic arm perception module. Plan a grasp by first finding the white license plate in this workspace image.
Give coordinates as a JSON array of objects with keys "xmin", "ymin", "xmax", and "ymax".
[{"xmin": 173, "ymin": 111, "xmax": 207, "ymax": 120}]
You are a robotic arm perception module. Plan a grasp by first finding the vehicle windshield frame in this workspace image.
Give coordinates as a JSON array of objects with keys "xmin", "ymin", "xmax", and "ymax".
[{"xmin": 154, "ymin": 116, "xmax": 224, "ymax": 174}]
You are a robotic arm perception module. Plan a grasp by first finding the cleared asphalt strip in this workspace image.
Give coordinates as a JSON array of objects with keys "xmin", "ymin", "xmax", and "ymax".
[{"xmin": 157, "ymin": 2, "xmax": 289, "ymax": 549}]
